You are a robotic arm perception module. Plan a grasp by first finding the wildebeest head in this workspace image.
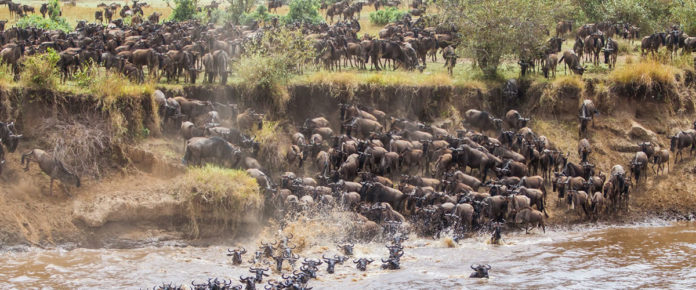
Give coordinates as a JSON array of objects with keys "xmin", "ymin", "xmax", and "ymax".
[
  {"xmin": 353, "ymin": 258, "xmax": 373, "ymax": 271},
  {"xmin": 322, "ymin": 254, "xmax": 339, "ymax": 274},
  {"xmin": 340, "ymin": 242, "xmax": 355, "ymax": 256},
  {"xmin": 470, "ymin": 264, "xmax": 491, "ymax": 278},
  {"xmin": 226, "ymin": 247, "xmax": 246, "ymax": 265}
]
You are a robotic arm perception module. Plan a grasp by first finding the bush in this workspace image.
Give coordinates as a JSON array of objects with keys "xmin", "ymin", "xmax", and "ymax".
[
  {"xmin": 20, "ymin": 49, "xmax": 60, "ymax": 90},
  {"xmin": 282, "ymin": 0, "xmax": 323, "ymax": 24},
  {"xmin": 195, "ymin": 8, "xmax": 226, "ymax": 24},
  {"xmin": 47, "ymin": 0, "xmax": 62, "ymax": 20},
  {"xmin": 239, "ymin": 5, "xmax": 278, "ymax": 26},
  {"xmin": 369, "ymin": 7, "xmax": 406, "ymax": 25},
  {"xmin": 16, "ymin": 15, "xmax": 71, "ymax": 32},
  {"xmin": 168, "ymin": 0, "xmax": 198, "ymax": 22},
  {"xmin": 236, "ymin": 28, "xmax": 315, "ymax": 113}
]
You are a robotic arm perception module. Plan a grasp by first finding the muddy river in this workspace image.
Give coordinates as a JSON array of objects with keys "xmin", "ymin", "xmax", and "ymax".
[{"xmin": 1, "ymin": 221, "xmax": 694, "ymax": 289}]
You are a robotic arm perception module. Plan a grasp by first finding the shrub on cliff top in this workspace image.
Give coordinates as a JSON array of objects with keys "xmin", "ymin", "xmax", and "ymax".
[{"xmin": 20, "ymin": 49, "xmax": 60, "ymax": 90}]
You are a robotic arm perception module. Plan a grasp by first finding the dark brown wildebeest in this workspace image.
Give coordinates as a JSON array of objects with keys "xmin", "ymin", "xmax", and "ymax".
[
  {"xmin": 442, "ymin": 45, "xmax": 457, "ymax": 76},
  {"xmin": 174, "ymin": 96, "xmax": 214, "ymax": 121},
  {"xmin": 57, "ymin": 50, "xmax": 80, "ymax": 83},
  {"xmin": 542, "ymin": 53, "xmax": 558, "ymax": 79},
  {"xmin": 95, "ymin": 10, "xmax": 103, "ymax": 23},
  {"xmin": 40, "ymin": 3, "xmax": 48, "ymax": 18},
  {"xmin": 104, "ymin": 8, "xmax": 114, "ymax": 23},
  {"xmin": 462, "ymin": 109, "xmax": 502, "ymax": 134},
  {"xmin": 630, "ymin": 151, "xmax": 649, "ymax": 184},
  {"xmin": 652, "ymin": 149, "xmax": 670, "ymax": 175},
  {"xmin": 1, "ymin": 42, "xmax": 25, "ymax": 79},
  {"xmin": 22, "ymin": 5, "xmax": 34, "ymax": 15},
  {"xmin": 268, "ymin": 0, "xmax": 283, "ymax": 13},
  {"xmin": 641, "ymin": 33, "xmax": 666, "ymax": 56},
  {"xmin": 148, "ymin": 12, "xmax": 161, "ymax": 23},
  {"xmin": 558, "ymin": 50, "xmax": 585, "ymax": 75},
  {"xmin": 556, "ymin": 20, "xmax": 573, "ymax": 37},
  {"xmin": 21, "ymin": 149, "xmax": 81, "ymax": 196},
  {"xmin": 132, "ymin": 48, "xmax": 159, "ymax": 78},
  {"xmin": 603, "ymin": 37, "xmax": 618, "ymax": 69},
  {"xmin": 504, "ymin": 110, "xmax": 529, "ymax": 130},
  {"xmin": 567, "ymin": 190, "xmax": 590, "ymax": 218},
  {"xmin": 183, "ymin": 137, "xmax": 241, "ymax": 167},
  {"xmin": 584, "ymin": 33, "xmax": 604, "ymax": 65},
  {"xmin": 669, "ymin": 130, "xmax": 695, "ymax": 162}
]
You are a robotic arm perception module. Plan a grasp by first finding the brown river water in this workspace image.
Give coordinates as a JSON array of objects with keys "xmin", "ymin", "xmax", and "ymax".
[{"xmin": 1, "ymin": 221, "xmax": 695, "ymax": 289}]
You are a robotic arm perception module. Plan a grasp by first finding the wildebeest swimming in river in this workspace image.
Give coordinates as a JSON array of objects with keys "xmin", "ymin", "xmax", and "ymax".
[{"xmin": 21, "ymin": 149, "xmax": 81, "ymax": 196}]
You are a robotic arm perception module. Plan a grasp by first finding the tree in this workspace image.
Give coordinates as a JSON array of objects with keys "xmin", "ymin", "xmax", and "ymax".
[
  {"xmin": 283, "ymin": 0, "xmax": 323, "ymax": 24},
  {"xmin": 168, "ymin": 0, "xmax": 198, "ymax": 22},
  {"xmin": 671, "ymin": 0, "xmax": 696, "ymax": 36},
  {"xmin": 226, "ymin": 0, "xmax": 258, "ymax": 24},
  {"xmin": 436, "ymin": 0, "xmax": 552, "ymax": 78},
  {"xmin": 48, "ymin": 0, "xmax": 62, "ymax": 20}
]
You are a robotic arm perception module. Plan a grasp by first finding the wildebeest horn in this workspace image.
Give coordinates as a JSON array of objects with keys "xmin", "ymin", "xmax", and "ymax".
[
  {"xmin": 353, "ymin": 259, "xmax": 359, "ymax": 263},
  {"xmin": 471, "ymin": 264, "xmax": 478, "ymax": 270},
  {"xmin": 484, "ymin": 264, "xmax": 491, "ymax": 270}
]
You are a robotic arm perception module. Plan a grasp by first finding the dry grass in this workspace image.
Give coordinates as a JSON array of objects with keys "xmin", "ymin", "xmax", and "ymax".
[
  {"xmin": 253, "ymin": 120, "xmax": 289, "ymax": 174},
  {"xmin": 539, "ymin": 75, "xmax": 584, "ymax": 109},
  {"xmin": 0, "ymin": 1, "xmax": 171, "ymax": 28},
  {"xmin": 609, "ymin": 60, "xmax": 676, "ymax": 101},
  {"xmin": 0, "ymin": 63, "xmax": 15, "ymax": 89},
  {"xmin": 85, "ymin": 72, "xmax": 156, "ymax": 139},
  {"xmin": 35, "ymin": 116, "xmax": 112, "ymax": 179},
  {"xmin": 173, "ymin": 165, "xmax": 263, "ymax": 239},
  {"xmin": 293, "ymin": 70, "xmax": 456, "ymax": 87}
]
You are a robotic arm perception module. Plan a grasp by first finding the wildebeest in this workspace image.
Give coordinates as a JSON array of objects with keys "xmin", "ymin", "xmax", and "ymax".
[
  {"xmin": 463, "ymin": 110, "xmax": 502, "ymax": 134},
  {"xmin": 514, "ymin": 208, "xmax": 545, "ymax": 233},
  {"xmin": 652, "ymin": 149, "xmax": 669, "ymax": 175},
  {"xmin": 669, "ymin": 130, "xmax": 695, "ymax": 162},
  {"xmin": 558, "ymin": 50, "xmax": 585, "ymax": 75},
  {"xmin": 21, "ymin": 149, "xmax": 81, "ymax": 196},
  {"xmin": 503, "ymin": 110, "xmax": 529, "ymax": 130},
  {"xmin": 183, "ymin": 137, "xmax": 241, "ymax": 167},
  {"xmin": 641, "ymin": 33, "xmax": 666, "ymax": 56},
  {"xmin": 603, "ymin": 37, "xmax": 618, "ymax": 69}
]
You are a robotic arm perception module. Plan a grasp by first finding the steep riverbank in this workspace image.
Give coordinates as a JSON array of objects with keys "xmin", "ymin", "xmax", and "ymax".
[{"xmin": 1, "ymin": 69, "xmax": 696, "ymax": 248}]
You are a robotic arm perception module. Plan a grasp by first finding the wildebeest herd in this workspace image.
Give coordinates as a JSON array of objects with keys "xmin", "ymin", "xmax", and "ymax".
[
  {"xmin": 167, "ymin": 76, "xmax": 695, "ymax": 241},
  {"xmin": 0, "ymin": 0, "xmax": 694, "ymax": 83},
  {"xmin": 149, "ymin": 85, "xmax": 696, "ymax": 288},
  {"xmin": 0, "ymin": 0, "xmax": 460, "ymax": 83}
]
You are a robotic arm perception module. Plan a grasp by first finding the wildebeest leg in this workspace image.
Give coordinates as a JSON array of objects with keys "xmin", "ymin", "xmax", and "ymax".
[{"xmin": 49, "ymin": 178, "xmax": 54, "ymax": 196}]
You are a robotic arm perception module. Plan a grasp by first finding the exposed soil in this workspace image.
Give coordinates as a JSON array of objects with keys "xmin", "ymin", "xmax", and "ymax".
[{"xmin": 1, "ymin": 77, "xmax": 696, "ymax": 248}]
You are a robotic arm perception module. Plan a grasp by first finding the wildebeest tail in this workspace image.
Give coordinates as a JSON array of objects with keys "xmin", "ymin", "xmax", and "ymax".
[
  {"xmin": 182, "ymin": 144, "xmax": 191, "ymax": 166},
  {"xmin": 558, "ymin": 54, "xmax": 565, "ymax": 64},
  {"xmin": 20, "ymin": 150, "xmax": 34, "ymax": 166}
]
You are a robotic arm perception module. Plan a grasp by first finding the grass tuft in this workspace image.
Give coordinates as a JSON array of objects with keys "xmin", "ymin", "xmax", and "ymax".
[
  {"xmin": 540, "ymin": 75, "xmax": 584, "ymax": 108},
  {"xmin": 174, "ymin": 165, "xmax": 263, "ymax": 239},
  {"xmin": 609, "ymin": 60, "xmax": 676, "ymax": 101}
]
